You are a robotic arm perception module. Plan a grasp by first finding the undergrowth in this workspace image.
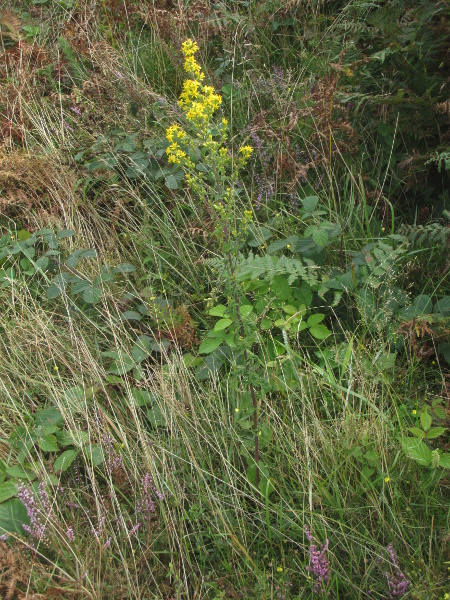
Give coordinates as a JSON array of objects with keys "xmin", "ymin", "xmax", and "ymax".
[{"xmin": 0, "ymin": 0, "xmax": 449, "ymax": 598}]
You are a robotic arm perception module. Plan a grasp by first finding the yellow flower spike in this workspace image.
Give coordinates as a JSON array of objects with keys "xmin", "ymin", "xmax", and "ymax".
[
  {"xmin": 222, "ymin": 118, "xmax": 228, "ymax": 126},
  {"xmin": 181, "ymin": 39, "xmax": 199, "ymax": 57}
]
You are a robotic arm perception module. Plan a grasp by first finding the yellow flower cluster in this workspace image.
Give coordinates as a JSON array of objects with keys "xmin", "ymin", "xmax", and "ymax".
[
  {"xmin": 239, "ymin": 145, "xmax": 253, "ymax": 160},
  {"xmin": 178, "ymin": 39, "xmax": 222, "ymax": 124},
  {"xmin": 166, "ymin": 124, "xmax": 186, "ymax": 143},
  {"xmin": 166, "ymin": 142, "xmax": 187, "ymax": 164}
]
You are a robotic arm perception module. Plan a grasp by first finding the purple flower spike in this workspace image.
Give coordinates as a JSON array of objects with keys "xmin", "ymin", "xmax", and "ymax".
[
  {"xmin": 305, "ymin": 526, "xmax": 330, "ymax": 593},
  {"xmin": 385, "ymin": 544, "xmax": 410, "ymax": 598}
]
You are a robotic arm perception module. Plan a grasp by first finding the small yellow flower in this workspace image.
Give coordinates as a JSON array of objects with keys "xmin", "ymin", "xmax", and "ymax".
[
  {"xmin": 286, "ymin": 244, "xmax": 291, "ymax": 249},
  {"xmin": 53, "ymin": 365, "xmax": 59, "ymax": 372},
  {"xmin": 381, "ymin": 227, "xmax": 385, "ymax": 232},
  {"xmin": 412, "ymin": 410, "xmax": 417, "ymax": 415},
  {"xmin": 432, "ymin": 360, "xmax": 436, "ymax": 365},
  {"xmin": 258, "ymin": 430, "xmax": 262, "ymax": 436},
  {"xmin": 384, "ymin": 477, "xmax": 390, "ymax": 483},
  {"xmin": 277, "ymin": 566, "xmax": 283, "ymax": 573},
  {"xmin": 239, "ymin": 145, "xmax": 253, "ymax": 160},
  {"xmin": 222, "ymin": 118, "xmax": 228, "ymax": 126},
  {"xmin": 235, "ymin": 408, "xmax": 239, "ymax": 413}
]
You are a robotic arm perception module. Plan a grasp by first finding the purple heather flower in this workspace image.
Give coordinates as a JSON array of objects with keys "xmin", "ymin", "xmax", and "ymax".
[
  {"xmin": 129, "ymin": 523, "xmax": 140, "ymax": 536},
  {"xmin": 63, "ymin": 122, "xmax": 74, "ymax": 132},
  {"xmin": 385, "ymin": 544, "xmax": 410, "ymax": 598},
  {"xmin": 0, "ymin": 534, "xmax": 9, "ymax": 541},
  {"xmin": 66, "ymin": 527, "xmax": 75, "ymax": 542},
  {"xmin": 103, "ymin": 537, "xmax": 111, "ymax": 549},
  {"xmin": 70, "ymin": 106, "xmax": 82, "ymax": 116},
  {"xmin": 102, "ymin": 432, "xmax": 123, "ymax": 473},
  {"xmin": 17, "ymin": 482, "xmax": 52, "ymax": 543},
  {"xmin": 305, "ymin": 526, "xmax": 330, "ymax": 593},
  {"xmin": 136, "ymin": 472, "xmax": 164, "ymax": 523}
]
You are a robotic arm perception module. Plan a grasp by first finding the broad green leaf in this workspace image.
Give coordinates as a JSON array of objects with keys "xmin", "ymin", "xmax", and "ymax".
[
  {"xmin": 0, "ymin": 498, "xmax": 29, "ymax": 535},
  {"xmin": 57, "ymin": 229, "xmax": 76, "ymax": 239},
  {"xmin": 309, "ymin": 324, "xmax": 331, "ymax": 340},
  {"xmin": 34, "ymin": 408, "xmax": 63, "ymax": 428},
  {"xmin": 198, "ymin": 336, "xmax": 223, "ymax": 354},
  {"xmin": 121, "ymin": 311, "xmax": 142, "ymax": 321},
  {"xmin": 434, "ymin": 296, "xmax": 450, "ymax": 316},
  {"xmin": 112, "ymin": 263, "xmax": 135, "ymax": 274},
  {"xmin": 426, "ymin": 427, "xmax": 447, "ymax": 439},
  {"xmin": 408, "ymin": 427, "xmax": 425, "ymax": 438},
  {"xmin": 84, "ymin": 444, "xmax": 104, "ymax": 467},
  {"xmin": 6, "ymin": 465, "xmax": 37, "ymax": 480},
  {"xmin": 109, "ymin": 352, "xmax": 136, "ymax": 375},
  {"xmin": 240, "ymin": 305, "xmax": 253, "ymax": 317},
  {"xmin": 307, "ymin": 313, "xmax": 325, "ymax": 327},
  {"xmin": 214, "ymin": 318, "xmax": 233, "ymax": 332},
  {"xmin": 147, "ymin": 406, "xmax": 166, "ymax": 427},
  {"xmin": 38, "ymin": 434, "xmax": 58, "ymax": 453},
  {"xmin": 312, "ymin": 229, "xmax": 329, "ymax": 247},
  {"xmin": 302, "ymin": 196, "xmax": 319, "ymax": 213},
  {"xmin": 0, "ymin": 481, "xmax": 18, "ymax": 503},
  {"xmin": 54, "ymin": 449, "xmax": 79, "ymax": 472},
  {"xmin": 270, "ymin": 275, "xmax": 290, "ymax": 301},
  {"xmin": 401, "ymin": 438, "xmax": 432, "ymax": 466},
  {"xmin": 420, "ymin": 410, "xmax": 432, "ymax": 432},
  {"xmin": 83, "ymin": 286, "xmax": 102, "ymax": 304},
  {"xmin": 209, "ymin": 304, "xmax": 227, "ymax": 317},
  {"xmin": 438, "ymin": 453, "xmax": 450, "ymax": 469}
]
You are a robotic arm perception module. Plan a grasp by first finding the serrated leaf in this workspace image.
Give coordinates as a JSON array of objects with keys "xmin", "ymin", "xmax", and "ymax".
[
  {"xmin": 6, "ymin": 465, "xmax": 37, "ymax": 480},
  {"xmin": 433, "ymin": 406, "xmax": 446, "ymax": 420},
  {"xmin": 83, "ymin": 286, "xmax": 102, "ymax": 304},
  {"xmin": 309, "ymin": 324, "xmax": 331, "ymax": 340},
  {"xmin": 420, "ymin": 410, "xmax": 432, "ymax": 432},
  {"xmin": 121, "ymin": 311, "xmax": 142, "ymax": 321},
  {"xmin": 56, "ymin": 229, "xmax": 76, "ymax": 239},
  {"xmin": 240, "ymin": 305, "xmax": 253, "ymax": 317},
  {"xmin": 112, "ymin": 263, "xmax": 135, "ymax": 274},
  {"xmin": 198, "ymin": 337, "xmax": 223, "ymax": 355},
  {"xmin": 0, "ymin": 498, "xmax": 29, "ymax": 535},
  {"xmin": 38, "ymin": 434, "xmax": 58, "ymax": 452},
  {"xmin": 438, "ymin": 453, "xmax": 450, "ymax": 469},
  {"xmin": 209, "ymin": 304, "xmax": 227, "ymax": 317},
  {"xmin": 426, "ymin": 427, "xmax": 447, "ymax": 439},
  {"xmin": 214, "ymin": 318, "xmax": 233, "ymax": 332},
  {"xmin": 0, "ymin": 481, "xmax": 18, "ymax": 503},
  {"xmin": 312, "ymin": 228, "xmax": 329, "ymax": 246},
  {"xmin": 54, "ymin": 449, "xmax": 79, "ymax": 472},
  {"xmin": 34, "ymin": 408, "xmax": 63, "ymax": 428},
  {"xmin": 307, "ymin": 313, "xmax": 325, "ymax": 327},
  {"xmin": 302, "ymin": 196, "xmax": 319, "ymax": 213},
  {"xmin": 401, "ymin": 438, "xmax": 432, "ymax": 466},
  {"xmin": 408, "ymin": 427, "xmax": 425, "ymax": 438}
]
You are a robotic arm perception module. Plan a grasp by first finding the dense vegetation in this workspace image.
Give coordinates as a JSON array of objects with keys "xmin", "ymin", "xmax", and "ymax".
[{"xmin": 0, "ymin": 0, "xmax": 449, "ymax": 598}]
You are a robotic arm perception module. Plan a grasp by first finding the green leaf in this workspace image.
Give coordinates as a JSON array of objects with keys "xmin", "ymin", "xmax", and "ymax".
[
  {"xmin": 438, "ymin": 453, "xmax": 450, "ymax": 469},
  {"xmin": 434, "ymin": 296, "xmax": 450, "ymax": 316},
  {"xmin": 302, "ymin": 196, "xmax": 319, "ymax": 213},
  {"xmin": 401, "ymin": 438, "xmax": 432, "ymax": 466},
  {"xmin": 408, "ymin": 427, "xmax": 426, "ymax": 438},
  {"xmin": 17, "ymin": 230, "xmax": 31, "ymax": 241},
  {"xmin": 121, "ymin": 311, "xmax": 142, "ymax": 321},
  {"xmin": 56, "ymin": 229, "xmax": 76, "ymax": 239},
  {"xmin": 112, "ymin": 263, "xmax": 135, "ymax": 274},
  {"xmin": 83, "ymin": 444, "xmax": 104, "ymax": 467},
  {"xmin": 307, "ymin": 313, "xmax": 325, "ymax": 327},
  {"xmin": 312, "ymin": 229, "xmax": 329, "ymax": 247},
  {"xmin": 0, "ymin": 499, "xmax": 29, "ymax": 535},
  {"xmin": 214, "ymin": 318, "xmax": 233, "ymax": 332},
  {"xmin": 420, "ymin": 410, "xmax": 432, "ymax": 432},
  {"xmin": 426, "ymin": 427, "xmax": 447, "ymax": 439},
  {"xmin": 309, "ymin": 324, "xmax": 331, "ymax": 340},
  {"xmin": 109, "ymin": 351, "xmax": 136, "ymax": 375},
  {"xmin": 270, "ymin": 275, "xmax": 291, "ymax": 301},
  {"xmin": 38, "ymin": 434, "xmax": 58, "ymax": 453},
  {"xmin": 54, "ymin": 449, "xmax": 79, "ymax": 472},
  {"xmin": 34, "ymin": 408, "xmax": 63, "ymax": 428},
  {"xmin": 147, "ymin": 406, "xmax": 166, "ymax": 427},
  {"xmin": 198, "ymin": 337, "xmax": 223, "ymax": 354},
  {"xmin": 209, "ymin": 304, "xmax": 227, "ymax": 317},
  {"xmin": 83, "ymin": 286, "xmax": 102, "ymax": 304},
  {"xmin": 0, "ymin": 481, "xmax": 18, "ymax": 503},
  {"xmin": 240, "ymin": 305, "xmax": 253, "ymax": 317},
  {"xmin": 6, "ymin": 465, "xmax": 37, "ymax": 480}
]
